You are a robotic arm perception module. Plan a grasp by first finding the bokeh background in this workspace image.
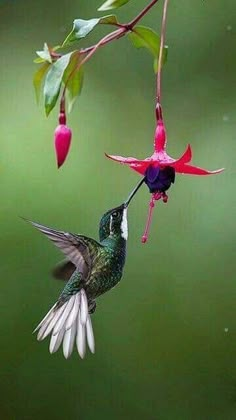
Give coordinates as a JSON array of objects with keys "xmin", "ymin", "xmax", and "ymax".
[{"xmin": 1, "ymin": 0, "xmax": 236, "ymax": 418}]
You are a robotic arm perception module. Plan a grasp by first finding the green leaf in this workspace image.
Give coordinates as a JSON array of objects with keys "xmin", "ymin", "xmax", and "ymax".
[
  {"xmin": 62, "ymin": 18, "xmax": 100, "ymax": 47},
  {"xmin": 62, "ymin": 15, "xmax": 118, "ymax": 47},
  {"xmin": 43, "ymin": 52, "xmax": 74, "ymax": 116},
  {"xmin": 33, "ymin": 62, "xmax": 51, "ymax": 104},
  {"xmin": 34, "ymin": 57, "xmax": 46, "ymax": 64},
  {"xmin": 98, "ymin": 0, "xmax": 131, "ymax": 11},
  {"xmin": 63, "ymin": 52, "xmax": 84, "ymax": 113},
  {"xmin": 34, "ymin": 45, "xmax": 61, "ymax": 64},
  {"xmin": 36, "ymin": 43, "xmax": 52, "ymax": 64},
  {"xmin": 99, "ymin": 14, "xmax": 118, "ymax": 25},
  {"xmin": 128, "ymin": 26, "xmax": 160, "ymax": 56},
  {"xmin": 128, "ymin": 26, "xmax": 168, "ymax": 72}
]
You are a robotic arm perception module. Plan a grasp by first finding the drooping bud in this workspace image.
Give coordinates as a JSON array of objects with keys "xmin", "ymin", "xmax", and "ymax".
[{"xmin": 54, "ymin": 122, "xmax": 72, "ymax": 168}]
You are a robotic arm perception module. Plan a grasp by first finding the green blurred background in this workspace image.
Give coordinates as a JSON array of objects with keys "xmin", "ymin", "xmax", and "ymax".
[{"xmin": 0, "ymin": 0, "xmax": 236, "ymax": 418}]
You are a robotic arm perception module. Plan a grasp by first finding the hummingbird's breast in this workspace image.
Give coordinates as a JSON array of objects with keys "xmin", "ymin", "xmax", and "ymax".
[{"xmin": 85, "ymin": 240, "xmax": 126, "ymax": 300}]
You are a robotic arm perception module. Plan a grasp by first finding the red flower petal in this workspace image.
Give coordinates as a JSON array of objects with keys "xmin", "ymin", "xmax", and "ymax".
[
  {"xmin": 172, "ymin": 144, "xmax": 192, "ymax": 167},
  {"xmin": 105, "ymin": 153, "xmax": 151, "ymax": 175},
  {"xmin": 105, "ymin": 153, "xmax": 141, "ymax": 164},
  {"xmin": 176, "ymin": 164, "xmax": 224, "ymax": 175}
]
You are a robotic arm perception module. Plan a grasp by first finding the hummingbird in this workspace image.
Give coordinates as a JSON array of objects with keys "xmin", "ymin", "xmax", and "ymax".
[{"xmin": 25, "ymin": 178, "xmax": 144, "ymax": 359}]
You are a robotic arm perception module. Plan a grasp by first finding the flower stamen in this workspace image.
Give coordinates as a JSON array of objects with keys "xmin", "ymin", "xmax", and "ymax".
[
  {"xmin": 142, "ymin": 194, "xmax": 158, "ymax": 243},
  {"xmin": 142, "ymin": 192, "xmax": 169, "ymax": 242}
]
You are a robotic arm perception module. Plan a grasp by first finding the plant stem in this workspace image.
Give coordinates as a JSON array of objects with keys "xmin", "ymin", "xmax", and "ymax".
[
  {"xmin": 156, "ymin": 0, "xmax": 169, "ymax": 104},
  {"xmin": 129, "ymin": 0, "xmax": 159, "ymax": 28},
  {"xmin": 62, "ymin": 0, "xmax": 161, "ymax": 99},
  {"xmin": 55, "ymin": 0, "xmax": 161, "ymax": 60}
]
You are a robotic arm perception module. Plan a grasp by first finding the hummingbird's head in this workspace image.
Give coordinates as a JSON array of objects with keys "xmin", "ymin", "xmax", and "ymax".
[
  {"xmin": 99, "ymin": 177, "xmax": 145, "ymax": 242},
  {"xmin": 99, "ymin": 204, "xmax": 128, "ymax": 241}
]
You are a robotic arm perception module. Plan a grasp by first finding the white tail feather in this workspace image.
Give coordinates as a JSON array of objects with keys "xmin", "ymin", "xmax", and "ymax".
[
  {"xmin": 86, "ymin": 315, "xmax": 95, "ymax": 354},
  {"xmin": 63, "ymin": 319, "xmax": 77, "ymax": 359},
  {"xmin": 76, "ymin": 311, "xmax": 86, "ymax": 358},
  {"xmin": 80, "ymin": 289, "xmax": 88, "ymax": 325},
  {"xmin": 53, "ymin": 295, "xmax": 76, "ymax": 335},
  {"xmin": 49, "ymin": 328, "xmax": 65, "ymax": 354},
  {"xmin": 33, "ymin": 303, "xmax": 57, "ymax": 333},
  {"xmin": 65, "ymin": 293, "xmax": 80, "ymax": 330},
  {"xmin": 37, "ymin": 302, "xmax": 67, "ymax": 341},
  {"xmin": 34, "ymin": 289, "xmax": 95, "ymax": 359}
]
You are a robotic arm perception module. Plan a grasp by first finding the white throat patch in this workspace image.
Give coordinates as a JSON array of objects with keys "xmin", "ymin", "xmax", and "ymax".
[
  {"xmin": 121, "ymin": 208, "xmax": 128, "ymax": 240},
  {"xmin": 109, "ymin": 215, "xmax": 113, "ymax": 236}
]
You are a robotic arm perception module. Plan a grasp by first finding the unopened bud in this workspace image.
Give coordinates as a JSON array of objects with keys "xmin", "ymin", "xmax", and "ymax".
[{"xmin": 54, "ymin": 124, "xmax": 72, "ymax": 168}]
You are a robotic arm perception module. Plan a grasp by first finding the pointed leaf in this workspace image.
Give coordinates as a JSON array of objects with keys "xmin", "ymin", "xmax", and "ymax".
[
  {"xmin": 34, "ymin": 45, "xmax": 61, "ymax": 64},
  {"xmin": 33, "ymin": 62, "xmax": 51, "ymax": 104},
  {"xmin": 67, "ymin": 69, "xmax": 84, "ymax": 113},
  {"xmin": 43, "ymin": 52, "xmax": 74, "ymax": 116},
  {"xmin": 129, "ymin": 26, "xmax": 160, "ymax": 56},
  {"xmin": 62, "ymin": 18, "xmax": 100, "ymax": 47},
  {"xmin": 36, "ymin": 43, "xmax": 52, "ymax": 63},
  {"xmin": 98, "ymin": 0, "xmax": 131, "ymax": 11},
  {"xmin": 129, "ymin": 26, "xmax": 168, "ymax": 72},
  {"xmin": 99, "ymin": 14, "xmax": 118, "ymax": 25},
  {"xmin": 34, "ymin": 57, "xmax": 46, "ymax": 64},
  {"xmin": 63, "ymin": 52, "xmax": 84, "ymax": 113},
  {"xmin": 62, "ymin": 15, "xmax": 118, "ymax": 47}
]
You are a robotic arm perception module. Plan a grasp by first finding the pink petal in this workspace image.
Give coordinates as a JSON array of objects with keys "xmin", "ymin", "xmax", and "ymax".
[
  {"xmin": 176, "ymin": 164, "xmax": 224, "ymax": 175},
  {"xmin": 105, "ymin": 153, "xmax": 140, "ymax": 165},
  {"xmin": 171, "ymin": 144, "xmax": 192, "ymax": 168},
  {"xmin": 105, "ymin": 153, "xmax": 151, "ymax": 175}
]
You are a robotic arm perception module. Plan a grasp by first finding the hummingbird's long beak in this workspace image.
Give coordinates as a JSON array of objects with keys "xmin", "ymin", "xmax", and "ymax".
[{"xmin": 124, "ymin": 177, "xmax": 145, "ymax": 207}]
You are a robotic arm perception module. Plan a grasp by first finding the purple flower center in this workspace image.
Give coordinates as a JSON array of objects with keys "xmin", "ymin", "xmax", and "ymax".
[{"xmin": 145, "ymin": 165, "xmax": 175, "ymax": 193}]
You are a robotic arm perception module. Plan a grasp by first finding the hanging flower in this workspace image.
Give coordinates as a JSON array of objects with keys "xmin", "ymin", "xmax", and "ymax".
[
  {"xmin": 54, "ymin": 112, "xmax": 72, "ymax": 168},
  {"xmin": 106, "ymin": 108, "xmax": 224, "ymax": 243}
]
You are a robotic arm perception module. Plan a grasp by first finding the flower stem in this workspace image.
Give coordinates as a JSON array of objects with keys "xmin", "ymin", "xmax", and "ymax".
[{"xmin": 156, "ymin": 0, "xmax": 169, "ymax": 104}]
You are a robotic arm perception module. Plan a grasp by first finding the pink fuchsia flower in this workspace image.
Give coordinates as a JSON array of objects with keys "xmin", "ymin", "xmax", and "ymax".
[
  {"xmin": 106, "ymin": 106, "xmax": 224, "ymax": 243},
  {"xmin": 54, "ymin": 113, "xmax": 72, "ymax": 168}
]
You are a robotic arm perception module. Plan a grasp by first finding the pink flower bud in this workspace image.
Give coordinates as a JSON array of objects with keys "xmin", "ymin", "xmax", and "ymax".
[{"xmin": 54, "ymin": 124, "xmax": 72, "ymax": 168}]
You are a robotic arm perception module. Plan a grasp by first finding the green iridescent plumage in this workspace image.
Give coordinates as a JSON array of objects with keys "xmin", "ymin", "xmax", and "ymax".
[{"xmin": 53, "ymin": 204, "xmax": 128, "ymax": 310}]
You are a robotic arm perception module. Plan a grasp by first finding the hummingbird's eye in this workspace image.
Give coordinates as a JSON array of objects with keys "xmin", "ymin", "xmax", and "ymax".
[{"xmin": 112, "ymin": 211, "xmax": 118, "ymax": 218}]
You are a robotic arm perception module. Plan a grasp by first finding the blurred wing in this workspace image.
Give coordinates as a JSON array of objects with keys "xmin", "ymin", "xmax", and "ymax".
[
  {"xmin": 52, "ymin": 259, "xmax": 76, "ymax": 281},
  {"xmin": 25, "ymin": 219, "xmax": 102, "ymax": 279}
]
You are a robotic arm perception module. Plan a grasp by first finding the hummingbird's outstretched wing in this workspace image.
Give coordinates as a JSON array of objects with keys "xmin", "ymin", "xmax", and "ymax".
[{"xmin": 25, "ymin": 220, "xmax": 103, "ymax": 280}]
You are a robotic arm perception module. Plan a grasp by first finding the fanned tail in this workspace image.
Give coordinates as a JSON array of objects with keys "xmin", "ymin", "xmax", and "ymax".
[{"xmin": 34, "ymin": 289, "xmax": 95, "ymax": 359}]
